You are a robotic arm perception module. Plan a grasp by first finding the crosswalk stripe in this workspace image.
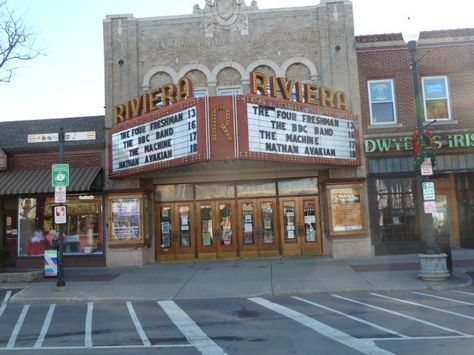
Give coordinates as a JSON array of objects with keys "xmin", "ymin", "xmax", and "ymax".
[
  {"xmin": 413, "ymin": 292, "xmax": 474, "ymax": 306},
  {"xmin": 333, "ymin": 294, "xmax": 468, "ymax": 336},
  {"xmin": 158, "ymin": 300, "xmax": 227, "ymax": 355},
  {"xmin": 250, "ymin": 297, "xmax": 394, "ymax": 355},
  {"xmin": 34, "ymin": 304, "xmax": 56, "ymax": 348},
  {"xmin": 293, "ymin": 296, "xmax": 409, "ymax": 338},
  {"xmin": 0, "ymin": 291, "xmax": 12, "ymax": 317},
  {"xmin": 453, "ymin": 290, "xmax": 474, "ymax": 296},
  {"xmin": 85, "ymin": 302, "xmax": 93, "ymax": 348},
  {"xmin": 7, "ymin": 304, "xmax": 30, "ymax": 349},
  {"xmin": 372, "ymin": 293, "xmax": 474, "ymax": 321},
  {"xmin": 126, "ymin": 302, "xmax": 151, "ymax": 347}
]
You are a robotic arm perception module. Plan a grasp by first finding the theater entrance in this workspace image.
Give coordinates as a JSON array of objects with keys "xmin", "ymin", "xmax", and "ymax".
[
  {"xmin": 156, "ymin": 203, "xmax": 196, "ymax": 261},
  {"xmin": 237, "ymin": 199, "xmax": 280, "ymax": 258},
  {"xmin": 196, "ymin": 200, "xmax": 238, "ymax": 260},
  {"xmin": 279, "ymin": 196, "xmax": 322, "ymax": 256}
]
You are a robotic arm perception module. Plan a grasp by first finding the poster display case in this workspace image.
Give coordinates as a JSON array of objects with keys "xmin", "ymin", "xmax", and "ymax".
[
  {"xmin": 326, "ymin": 183, "xmax": 366, "ymax": 236},
  {"xmin": 108, "ymin": 193, "xmax": 147, "ymax": 247}
]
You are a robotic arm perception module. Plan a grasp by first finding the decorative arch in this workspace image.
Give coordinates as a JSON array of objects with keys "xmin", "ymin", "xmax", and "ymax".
[
  {"xmin": 212, "ymin": 61, "xmax": 247, "ymax": 83},
  {"xmin": 142, "ymin": 65, "xmax": 179, "ymax": 91},
  {"xmin": 246, "ymin": 59, "xmax": 283, "ymax": 77},
  {"xmin": 280, "ymin": 57, "xmax": 318, "ymax": 80},
  {"xmin": 178, "ymin": 64, "xmax": 214, "ymax": 83}
]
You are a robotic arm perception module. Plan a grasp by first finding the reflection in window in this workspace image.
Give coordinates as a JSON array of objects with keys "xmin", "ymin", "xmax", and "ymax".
[
  {"xmin": 155, "ymin": 184, "xmax": 193, "ymax": 202},
  {"xmin": 200, "ymin": 205, "xmax": 213, "ymax": 246},
  {"xmin": 422, "ymin": 76, "xmax": 451, "ymax": 120},
  {"xmin": 368, "ymin": 79, "xmax": 397, "ymax": 124}
]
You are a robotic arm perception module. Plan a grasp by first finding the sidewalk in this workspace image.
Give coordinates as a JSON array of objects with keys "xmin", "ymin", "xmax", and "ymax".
[{"xmin": 5, "ymin": 249, "xmax": 474, "ymax": 304}]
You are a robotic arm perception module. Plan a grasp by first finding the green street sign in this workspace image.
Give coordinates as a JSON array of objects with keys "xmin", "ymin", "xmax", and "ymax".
[{"xmin": 52, "ymin": 164, "xmax": 70, "ymax": 187}]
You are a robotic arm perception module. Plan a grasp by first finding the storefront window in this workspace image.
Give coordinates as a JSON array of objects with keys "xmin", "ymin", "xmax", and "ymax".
[
  {"xmin": 278, "ymin": 178, "xmax": 318, "ymax": 196},
  {"xmin": 18, "ymin": 197, "xmax": 103, "ymax": 257},
  {"xmin": 375, "ymin": 177, "xmax": 418, "ymax": 242}
]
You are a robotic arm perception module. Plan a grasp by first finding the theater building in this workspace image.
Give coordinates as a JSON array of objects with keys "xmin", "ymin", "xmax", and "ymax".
[
  {"xmin": 357, "ymin": 28, "xmax": 474, "ymax": 255},
  {"xmin": 0, "ymin": 117, "xmax": 105, "ymax": 268},
  {"xmin": 103, "ymin": 0, "xmax": 371, "ymax": 266}
]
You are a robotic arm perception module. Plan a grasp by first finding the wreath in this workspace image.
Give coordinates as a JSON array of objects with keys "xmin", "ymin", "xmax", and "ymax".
[{"xmin": 413, "ymin": 130, "xmax": 437, "ymax": 172}]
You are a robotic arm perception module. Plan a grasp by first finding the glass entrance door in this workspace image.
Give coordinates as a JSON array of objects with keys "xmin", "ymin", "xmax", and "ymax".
[
  {"xmin": 238, "ymin": 199, "xmax": 279, "ymax": 258},
  {"xmin": 2, "ymin": 211, "xmax": 17, "ymax": 265},
  {"xmin": 156, "ymin": 203, "xmax": 196, "ymax": 261},
  {"xmin": 196, "ymin": 200, "xmax": 237, "ymax": 259},
  {"xmin": 279, "ymin": 196, "xmax": 322, "ymax": 256}
]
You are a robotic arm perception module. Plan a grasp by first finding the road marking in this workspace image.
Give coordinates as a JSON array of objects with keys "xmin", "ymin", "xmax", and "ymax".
[
  {"xmin": 7, "ymin": 304, "xmax": 30, "ymax": 349},
  {"xmin": 371, "ymin": 292, "xmax": 474, "ymax": 321},
  {"xmin": 158, "ymin": 300, "xmax": 227, "ymax": 355},
  {"xmin": 333, "ymin": 294, "xmax": 468, "ymax": 336},
  {"xmin": 85, "ymin": 302, "xmax": 93, "ymax": 348},
  {"xmin": 293, "ymin": 296, "xmax": 408, "ymax": 339},
  {"xmin": 34, "ymin": 304, "xmax": 56, "ymax": 348},
  {"xmin": 250, "ymin": 297, "xmax": 394, "ymax": 355},
  {"xmin": 413, "ymin": 291, "xmax": 474, "ymax": 306},
  {"xmin": 0, "ymin": 344, "xmax": 194, "ymax": 351},
  {"xmin": 126, "ymin": 302, "xmax": 151, "ymax": 347},
  {"xmin": 0, "ymin": 290, "xmax": 12, "ymax": 317},
  {"xmin": 364, "ymin": 335, "xmax": 474, "ymax": 341},
  {"xmin": 453, "ymin": 290, "xmax": 474, "ymax": 296}
]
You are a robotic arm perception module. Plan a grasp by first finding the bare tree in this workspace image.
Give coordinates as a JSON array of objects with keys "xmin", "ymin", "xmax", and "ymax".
[{"xmin": 0, "ymin": 0, "xmax": 42, "ymax": 82}]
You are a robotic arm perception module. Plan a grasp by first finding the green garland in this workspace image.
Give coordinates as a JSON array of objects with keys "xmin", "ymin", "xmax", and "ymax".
[{"xmin": 413, "ymin": 130, "xmax": 437, "ymax": 172}]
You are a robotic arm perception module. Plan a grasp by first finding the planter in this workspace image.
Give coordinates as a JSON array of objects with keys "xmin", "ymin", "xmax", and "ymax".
[{"xmin": 419, "ymin": 253, "xmax": 450, "ymax": 281}]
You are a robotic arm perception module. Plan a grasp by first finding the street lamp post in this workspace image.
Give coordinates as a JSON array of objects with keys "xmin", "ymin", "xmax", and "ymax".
[{"xmin": 403, "ymin": 26, "xmax": 449, "ymax": 280}]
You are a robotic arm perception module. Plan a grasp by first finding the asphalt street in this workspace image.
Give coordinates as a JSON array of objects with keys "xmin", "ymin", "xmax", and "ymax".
[{"xmin": 2, "ymin": 285, "xmax": 474, "ymax": 354}]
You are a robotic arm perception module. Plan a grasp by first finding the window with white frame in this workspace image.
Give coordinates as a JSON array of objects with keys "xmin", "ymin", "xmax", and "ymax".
[
  {"xmin": 193, "ymin": 89, "xmax": 208, "ymax": 98},
  {"xmin": 368, "ymin": 79, "xmax": 397, "ymax": 124},
  {"xmin": 217, "ymin": 86, "xmax": 241, "ymax": 96},
  {"xmin": 422, "ymin": 76, "xmax": 451, "ymax": 120}
]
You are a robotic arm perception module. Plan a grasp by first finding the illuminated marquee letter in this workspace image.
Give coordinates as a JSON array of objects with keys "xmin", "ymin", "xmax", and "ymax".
[
  {"xmin": 211, "ymin": 104, "xmax": 233, "ymax": 143},
  {"xmin": 319, "ymin": 87, "xmax": 335, "ymax": 108},
  {"xmin": 177, "ymin": 77, "xmax": 193, "ymax": 100},
  {"xmin": 250, "ymin": 71, "xmax": 268, "ymax": 96},
  {"xmin": 162, "ymin": 84, "xmax": 177, "ymax": 106},
  {"xmin": 334, "ymin": 91, "xmax": 349, "ymax": 111},
  {"xmin": 277, "ymin": 78, "xmax": 295, "ymax": 101},
  {"xmin": 114, "ymin": 104, "xmax": 127, "ymax": 124}
]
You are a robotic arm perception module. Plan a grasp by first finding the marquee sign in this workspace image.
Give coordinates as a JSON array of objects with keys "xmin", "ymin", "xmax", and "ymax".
[
  {"xmin": 109, "ymin": 99, "xmax": 207, "ymax": 177},
  {"xmin": 237, "ymin": 95, "xmax": 359, "ymax": 166},
  {"xmin": 109, "ymin": 73, "xmax": 360, "ymax": 177}
]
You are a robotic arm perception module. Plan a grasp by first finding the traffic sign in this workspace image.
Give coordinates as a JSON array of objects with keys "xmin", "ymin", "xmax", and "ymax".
[
  {"xmin": 54, "ymin": 186, "xmax": 67, "ymax": 203},
  {"xmin": 422, "ymin": 181, "xmax": 436, "ymax": 201},
  {"xmin": 52, "ymin": 164, "xmax": 70, "ymax": 187},
  {"xmin": 54, "ymin": 205, "xmax": 67, "ymax": 224}
]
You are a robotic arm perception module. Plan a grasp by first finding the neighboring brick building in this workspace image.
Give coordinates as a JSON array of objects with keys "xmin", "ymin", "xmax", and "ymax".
[
  {"xmin": 357, "ymin": 29, "xmax": 474, "ymax": 255},
  {"xmin": 103, "ymin": 0, "xmax": 371, "ymax": 266},
  {"xmin": 0, "ymin": 116, "xmax": 106, "ymax": 268}
]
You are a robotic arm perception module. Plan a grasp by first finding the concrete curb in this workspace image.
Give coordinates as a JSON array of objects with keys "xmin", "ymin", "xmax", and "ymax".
[{"xmin": 0, "ymin": 270, "xmax": 43, "ymax": 283}]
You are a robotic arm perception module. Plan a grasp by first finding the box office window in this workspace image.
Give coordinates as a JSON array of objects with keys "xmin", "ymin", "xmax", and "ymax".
[
  {"xmin": 422, "ymin": 76, "xmax": 451, "ymax": 120},
  {"xmin": 368, "ymin": 79, "xmax": 397, "ymax": 124},
  {"xmin": 18, "ymin": 197, "xmax": 103, "ymax": 257}
]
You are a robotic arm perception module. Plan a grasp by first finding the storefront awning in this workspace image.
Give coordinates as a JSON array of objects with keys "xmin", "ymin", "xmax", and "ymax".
[{"xmin": 0, "ymin": 167, "xmax": 102, "ymax": 195}]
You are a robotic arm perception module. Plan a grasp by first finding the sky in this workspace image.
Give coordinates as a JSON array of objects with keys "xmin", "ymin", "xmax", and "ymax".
[{"xmin": 0, "ymin": 0, "xmax": 472, "ymax": 122}]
